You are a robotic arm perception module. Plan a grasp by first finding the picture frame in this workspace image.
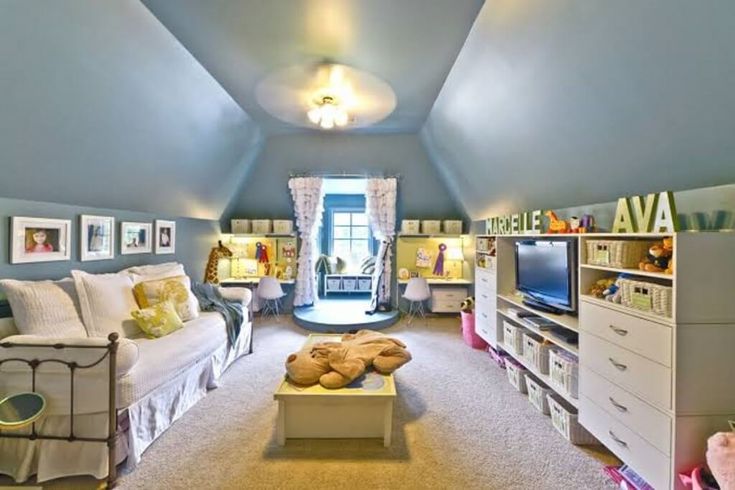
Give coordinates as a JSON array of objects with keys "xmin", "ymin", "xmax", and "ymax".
[
  {"xmin": 80, "ymin": 215, "xmax": 115, "ymax": 262},
  {"xmin": 120, "ymin": 222, "xmax": 152, "ymax": 255},
  {"xmin": 155, "ymin": 220, "xmax": 176, "ymax": 255},
  {"xmin": 10, "ymin": 216, "xmax": 72, "ymax": 264}
]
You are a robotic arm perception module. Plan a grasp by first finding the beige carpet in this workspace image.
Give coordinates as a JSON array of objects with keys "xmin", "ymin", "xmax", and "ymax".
[{"xmin": 10, "ymin": 316, "xmax": 618, "ymax": 489}]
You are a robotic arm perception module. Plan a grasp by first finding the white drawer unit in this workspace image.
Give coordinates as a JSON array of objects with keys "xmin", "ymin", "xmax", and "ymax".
[
  {"xmin": 580, "ymin": 367, "xmax": 672, "ymax": 455},
  {"xmin": 581, "ymin": 300, "xmax": 672, "ymax": 367},
  {"xmin": 580, "ymin": 396, "xmax": 671, "ymax": 490},
  {"xmin": 580, "ymin": 333, "xmax": 672, "ymax": 411},
  {"xmin": 475, "ymin": 267, "xmax": 496, "ymax": 294},
  {"xmin": 430, "ymin": 287, "xmax": 468, "ymax": 313},
  {"xmin": 474, "ymin": 264, "xmax": 499, "ymax": 347},
  {"xmin": 577, "ymin": 232, "xmax": 735, "ymax": 490}
]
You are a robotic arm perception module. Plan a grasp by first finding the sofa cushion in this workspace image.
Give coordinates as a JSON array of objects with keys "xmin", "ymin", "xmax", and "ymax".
[
  {"xmin": 132, "ymin": 275, "xmax": 199, "ymax": 322},
  {"xmin": 0, "ymin": 278, "xmax": 87, "ymax": 337},
  {"xmin": 71, "ymin": 270, "xmax": 141, "ymax": 338},
  {"xmin": 117, "ymin": 311, "xmax": 227, "ymax": 407},
  {"xmin": 132, "ymin": 301, "xmax": 184, "ymax": 338}
]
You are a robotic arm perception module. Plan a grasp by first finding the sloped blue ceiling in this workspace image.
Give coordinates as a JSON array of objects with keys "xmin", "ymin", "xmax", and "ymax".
[
  {"xmin": 0, "ymin": 0, "xmax": 263, "ymax": 221},
  {"xmin": 421, "ymin": 0, "xmax": 735, "ymax": 220}
]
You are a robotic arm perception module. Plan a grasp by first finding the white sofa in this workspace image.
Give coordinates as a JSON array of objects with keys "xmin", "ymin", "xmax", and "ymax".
[{"xmin": 0, "ymin": 265, "xmax": 252, "ymax": 484}]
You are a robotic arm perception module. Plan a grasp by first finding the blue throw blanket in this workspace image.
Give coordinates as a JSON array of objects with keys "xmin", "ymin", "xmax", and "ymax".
[{"xmin": 191, "ymin": 282, "xmax": 246, "ymax": 350}]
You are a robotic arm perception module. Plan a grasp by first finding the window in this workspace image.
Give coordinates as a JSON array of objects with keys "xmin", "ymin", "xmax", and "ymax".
[{"xmin": 330, "ymin": 210, "xmax": 372, "ymax": 269}]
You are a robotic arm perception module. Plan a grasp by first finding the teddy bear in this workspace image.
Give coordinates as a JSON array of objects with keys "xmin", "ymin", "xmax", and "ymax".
[
  {"xmin": 588, "ymin": 278, "xmax": 615, "ymax": 298},
  {"xmin": 639, "ymin": 238, "xmax": 673, "ymax": 273},
  {"xmin": 285, "ymin": 330, "xmax": 412, "ymax": 389},
  {"xmin": 603, "ymin": 274, "xmax": 630, "ymax": 304}
]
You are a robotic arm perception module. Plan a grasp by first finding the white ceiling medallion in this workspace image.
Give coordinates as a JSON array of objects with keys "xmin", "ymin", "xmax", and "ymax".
[{"xmin": 255, "ymin": 63, "xmax": 396, "ymax": 130}]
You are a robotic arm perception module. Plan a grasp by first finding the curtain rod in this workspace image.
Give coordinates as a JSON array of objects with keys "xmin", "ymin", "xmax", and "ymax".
[{"xmin": 288, "ymin": 172, "xmax": 402, "ymax": 180}]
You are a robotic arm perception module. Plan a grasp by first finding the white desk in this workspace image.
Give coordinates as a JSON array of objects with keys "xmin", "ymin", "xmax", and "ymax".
[{"xmin": 395, "ymin": 278, "xmax": 473, "ymax": 313}]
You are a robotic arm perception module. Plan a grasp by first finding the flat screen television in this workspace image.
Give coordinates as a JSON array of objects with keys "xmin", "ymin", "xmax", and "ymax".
[{"xmin": 515, "ymin": 239, "xmax": 577, "ymax": 314}]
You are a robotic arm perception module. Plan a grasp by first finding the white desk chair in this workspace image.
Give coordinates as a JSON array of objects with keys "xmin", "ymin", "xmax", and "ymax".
[
  {"xmin": 257, "ymin": 277, "xmax": 285, "ymax": 320},
  {"xmin": 402, "ymin": 277, "xmax": 431, "ymax": 324}
]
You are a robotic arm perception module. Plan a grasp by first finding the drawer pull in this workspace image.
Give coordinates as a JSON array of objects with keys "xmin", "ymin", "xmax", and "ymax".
[
  {"xmin": 608, "ymin": 358, "xmax": 628, "ymax": 371},
  {"xmin": 481, "ymin": 313, "xmax": 488, "ymax": 319},
  {"xmin": 481, "ymin": 294, "xmax": 488, "ymax": 300},
  {"xmin": 608, "ymin": 430, "xmax": 629, "ymax": 448},
  {"xmin": 608, "ymin": 397, "xmax": 629, "ymax": 413},
  {"xmin": 608, "ymin": 324, "xmax": 629, "ymax": 336}
]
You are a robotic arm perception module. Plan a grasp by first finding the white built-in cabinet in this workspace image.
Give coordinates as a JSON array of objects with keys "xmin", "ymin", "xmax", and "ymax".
[{"xmin": 473, "ymin": 231, "xmax": 735, "ymax": 490}]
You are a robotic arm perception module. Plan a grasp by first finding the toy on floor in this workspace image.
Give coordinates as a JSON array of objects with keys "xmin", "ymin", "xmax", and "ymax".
[
  {"xmin": 285, "ymin": 330, "xmax": 412, "ymax": 389},
  {"xmin": 639, "ymin": 238, "xmax": 673, "ymax": 273},
  {"xmin": 545, "ymin": 211, "xmax": 569, "ymax": 233}
]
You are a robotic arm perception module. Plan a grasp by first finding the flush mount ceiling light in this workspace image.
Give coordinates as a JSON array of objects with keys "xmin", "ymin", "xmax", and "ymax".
[{"xmin": 256, "ymin": 63, "xmax": 396, "ymax": 131}]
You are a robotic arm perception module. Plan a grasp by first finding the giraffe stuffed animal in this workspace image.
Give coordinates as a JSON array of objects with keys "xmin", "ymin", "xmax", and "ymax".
[{"xmin": 204, "ymin": 240, "xmax": 233, "ymax": 284}]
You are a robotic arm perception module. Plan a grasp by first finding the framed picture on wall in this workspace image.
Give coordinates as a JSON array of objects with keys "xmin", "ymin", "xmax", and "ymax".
[
  {"xmin": 155, "ymin": 220, "xmax": 176, "ymax": 255},
  {"xmin": 120, "ymin": 222, "xmax": 152, "ymax": 255},
  {"xmin": 80, "ymin": 215, "xmax": 115, "ymax": 262},
  {"xmin": 10, "ymin": 216, "xmax": 72, "ymax": 264}
]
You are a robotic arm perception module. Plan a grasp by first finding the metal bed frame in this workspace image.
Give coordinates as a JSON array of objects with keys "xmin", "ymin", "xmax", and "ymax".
[{"xmin": 0, "ymin": 333, "xmax": 120, "ymax": 488}]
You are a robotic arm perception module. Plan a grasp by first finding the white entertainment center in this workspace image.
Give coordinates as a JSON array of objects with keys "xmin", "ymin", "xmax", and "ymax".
[{"xmin": 474, "ymin": 231, "xmax": 735, "ymax": 490}]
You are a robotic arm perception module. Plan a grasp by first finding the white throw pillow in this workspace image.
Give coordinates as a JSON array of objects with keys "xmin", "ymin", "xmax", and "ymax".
[
  {"xmin": 71, "ymin": 270, "xmax": 141, "ymax": 338},
  {"xmin": 121, "ymin": 262, "xmax": 181, "ymax": 277},
  {"xmin": 0, "ymin": 279, "xmax": 87, "ymax": 337}
]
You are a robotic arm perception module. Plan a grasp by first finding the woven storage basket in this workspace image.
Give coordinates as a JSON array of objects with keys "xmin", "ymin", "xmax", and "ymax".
[
  {"xmin": 586, "ymin": 240, "xmax": 652, "ymax": 268},
  {"xmin": 549, "ymin": 350, "xmax": 579, "ymax": 399},
  {"xmin": 502, "ymin": 321, "xmax": 524, "ymax": 357},
  {"xmin": 506, "ymin": 361, "xmax": 528, "ymax": 394},
  {"xmin": 521, "ymin": 332, "xmax": 551, "ymax": 374},
  {"xmin": 618, "ymin": 278, "xmax": 673, "ymax": 318},
  {"xmin": 547, "ymin": 394, "xmax": 598, "ymax": 445},
  {"xmin": 525, "ymin": 374, "xmax": 552, "ymax": 415}
]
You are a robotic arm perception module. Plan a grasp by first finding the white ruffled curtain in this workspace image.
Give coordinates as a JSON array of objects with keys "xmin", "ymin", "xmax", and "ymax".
[
  {"xmin": 365, "ymin": 178, "xmax": 397, "ymax": 312},
  {"xmin": 288, "ymin": 177, "xmax": 325, "ymax": 307}
]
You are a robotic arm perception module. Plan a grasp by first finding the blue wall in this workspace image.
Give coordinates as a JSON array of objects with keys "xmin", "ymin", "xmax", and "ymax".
[
  {"xmin": 422, "ymin": 0, "xmax": 735, "ymax": 220},
  {"xmin": 223, "ymin": 133, "xmax": 467, "ymax": 230},
  {"xmin": 0, "ymin": 197, "xmax": 221, "ymax": 287},
  {"xmin": 0, "ymin": 0, "xmax": 263, "ymax": 221}
]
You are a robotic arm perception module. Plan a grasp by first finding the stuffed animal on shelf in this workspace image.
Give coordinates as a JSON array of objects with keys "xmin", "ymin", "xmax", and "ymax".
[
  {"xmin": 603, "ymin": 274, "xmax": 630, "ymax": 304},
  {"xmin": 545, "ymin": 211, "xmax": 569, "ymax": 234},
  {"xmin": 460, "ymin": 296, "xmax": 475, "ymax": 313},
  {"xmin": 569, "ymin": 216, "xmax": 582, "ymax": 234},
  {"xmin": 663, "ymin": 237, "xmax": 674, "ymax": 275},
  {"xmin": 580, "ymin": 214, "xmax": 595, "ymax": 233},
  {"xmin": 285, "ymin": 330, "xmax": 412, "ymax": 389},
  {"xmin": 588, "ymin": 278, "xmax": 615, "ymax": 299},
  {"xmin": 639, "ymin": 239, "xmax": 673, "ymax": 273}
]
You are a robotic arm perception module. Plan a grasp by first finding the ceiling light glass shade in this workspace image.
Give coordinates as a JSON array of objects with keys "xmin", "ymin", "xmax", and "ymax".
[{"xmin": 255, "ymin": 63, "xmax": 396, "ymax": 130}]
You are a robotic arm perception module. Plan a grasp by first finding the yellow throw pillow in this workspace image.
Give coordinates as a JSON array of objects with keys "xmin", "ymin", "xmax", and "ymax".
[
  {"xmin": 131, "ymin": 302, "xmax": 183, "ymax": 338},
  {"xmin": 132, "ymin": 275, "xmax": 199, "ymax": 322}
]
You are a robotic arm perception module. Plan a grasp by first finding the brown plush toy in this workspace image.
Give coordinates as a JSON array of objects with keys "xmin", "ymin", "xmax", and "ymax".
[{"xmin": 285, "ymin": 330, "xmax": 412, "ymax": 389}]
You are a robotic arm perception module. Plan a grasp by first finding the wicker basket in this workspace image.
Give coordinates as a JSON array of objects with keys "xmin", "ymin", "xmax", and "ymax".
[
  {"xmin": 521, "ymin": 333, "xmax": 551, "ymax": 374},
  {"xmin": 506, "ymin": 361, "xmax": 528, "ymax": 394},
  {"xmin": 547, "ymin": 394, "xmax": 598, "ymax": 445},
  {"xmin": 502, "ymin": 321, "xmax": 524, "ymax": 357},
  {"xmin": 586, "ymin": 240, "xmax": 652, "ymax": 268},
  {"xmin": 618, "ymin": 278, "xmax": 673, "ymax": 317},
  {"xmin": 526, "ymin": 375, "xmax": 552, "ymax": 415},
  {"xmin": 549, "ymin": 350, "xmax": 579, "ymax": 399}
]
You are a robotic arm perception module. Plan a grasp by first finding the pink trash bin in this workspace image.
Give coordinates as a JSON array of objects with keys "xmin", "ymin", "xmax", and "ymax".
[{"xmin": 461, "ymin": 311, "xmax": 488, "ymax": 349}]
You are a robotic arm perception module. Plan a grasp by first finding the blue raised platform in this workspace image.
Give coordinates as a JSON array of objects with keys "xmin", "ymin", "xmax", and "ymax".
[{"xmin": 293, "ymin": 299, "xmax": 400, "ymax": 333}]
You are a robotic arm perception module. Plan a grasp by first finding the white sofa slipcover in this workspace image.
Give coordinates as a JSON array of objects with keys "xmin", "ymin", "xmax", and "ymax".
[{"xmin": 0, "ymin": 287, "xmax": 252, "ymax": 483}]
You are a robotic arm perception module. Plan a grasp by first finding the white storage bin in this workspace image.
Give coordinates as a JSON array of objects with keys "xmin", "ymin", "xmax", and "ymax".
[
  {"xmin": 549, "ymin": 350, "xmax": 579, "ymax": 399},
  {"xmin": 231, "ymin": 219, "xmax": 251, "ymax": 234},
  {"xmin": 525, "ymin": 375, "xmax": 553, "ymax": 415},
  {"xmin": 252, "ymin": 219, "xmax": 272, "ymax": 234},
  {"xmin": 343, "ymin": 278, "xmax": 357, "ymax": 291},
  {"xmin": 521, "ymin": 332, "xmax": 552, "ymax": 374},
  {"xmin": 585, "ymin": 239, "xmax": 652, "ymax": 268},
  {"xmin": 326, "ymin": 278, "xmax": 342, "ymax": 291},
  {"xmin": 505, "ymin": 361, "xmax": 528, "ymax": 394},
  {"xmin": 618, "ymin": 278, "xmax": 673, "ymax": 318},
  {"xmin": 273, "ymin": 220, "xmax": 293, "ymax": 234},
  {"xmin": 358, "ymin": 278, "xmax": 372, "ymax": 291},
  {"xmin": 547, "ymin": 394, "xmax": 598, "ymax": 445},
  {"xmin": 401, "ymin": 220, "xmax": 420, "ymax": 234},
  {"xmin": 442, "ymin": 220, "xmax": 462, "ymax": 234},
  {"xmin": 421, "ymin": 220, "xmax": 441, "ymax": 234},
  {"xmin": 502, "ymin": 320, "xmax": 524, "ymax": 357}
]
